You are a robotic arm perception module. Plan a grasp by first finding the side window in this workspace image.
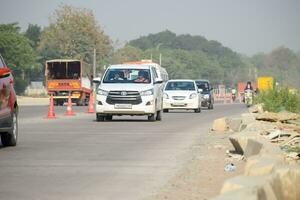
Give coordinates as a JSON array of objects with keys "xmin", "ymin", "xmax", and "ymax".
[{"xmin": 151, "ymin": 67, "xmax": 158, "ymax": 81}]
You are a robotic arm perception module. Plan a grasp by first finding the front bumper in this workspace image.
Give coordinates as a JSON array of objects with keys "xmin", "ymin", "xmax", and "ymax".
[
  {"xmin": 96, "ymin": 95, "xmax": 156, "ymax": 115},
  {"xmin": 163, "ymin": 98, "xmax": 199, "ymax": 109}
]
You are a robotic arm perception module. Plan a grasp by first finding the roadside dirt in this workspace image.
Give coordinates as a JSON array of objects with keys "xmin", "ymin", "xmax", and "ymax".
[{"xmin": 145, "ymin": 132, "xmax": 245, "ymax": 200}]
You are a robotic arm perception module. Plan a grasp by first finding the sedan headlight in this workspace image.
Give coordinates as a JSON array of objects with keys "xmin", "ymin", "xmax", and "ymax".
[
  {"xmin": 203, "ymin": 94, "xmax": 210, "ymax": 99},
  {"xmin": 140, "ymin": 89, "xmax": 153, "ymax": 96},
  {"xmin": 97, "ymin": 89, "xmax": 109, "ymax": 96},
  {"xmin": 163, "ymin": 93, "xmax": 169, "ymax": 99},
  {"xmin": 189, "ymin": 93, "xmax": 197, "ymax": 99}
]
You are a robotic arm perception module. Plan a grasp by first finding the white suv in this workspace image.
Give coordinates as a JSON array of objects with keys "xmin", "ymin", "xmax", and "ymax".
[
  {"xmin": 94, "ymin": 63, "xmax": 167, "ymax": 121},
  {"xmin": 163, "ymin": 79, "xmax": 201, "ymax": 113}
]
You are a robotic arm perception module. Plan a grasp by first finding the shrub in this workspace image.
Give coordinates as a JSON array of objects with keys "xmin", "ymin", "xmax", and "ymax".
[{"xmin": 254, "ymin": 87, "xmax": 300, "ymax": 113}]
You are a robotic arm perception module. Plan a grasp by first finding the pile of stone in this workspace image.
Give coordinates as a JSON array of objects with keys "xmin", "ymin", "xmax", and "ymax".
[{"xmin": 210, "ymin": 104, "xmax": 300, "ymax": 200}]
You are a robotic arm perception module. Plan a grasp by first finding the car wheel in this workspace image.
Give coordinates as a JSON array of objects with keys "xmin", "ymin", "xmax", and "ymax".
[
  {"xmin": 148, "ymin": 114, "xmax": 156, "ymax": 121},
  {"xmin": 163, "ymin": 109, "xmax": 169, "ymax": 113},
  {"xmin": 156, "ymin": 111, "xmax": 162, "ymax": 121},
  {"xmin": 208, "ymin": 103, "xmax": 214, "ymax": 110},
  {"xmin": 194, "ymin": 107, "xmax": 201, "ymax": 113},
  {"xmin": 96, "ymin": 114, "xmax": 105, "ymax": 121},
  {"xmin": 1, "ymin": 110, "xmax": 18, "ymax": 146}
]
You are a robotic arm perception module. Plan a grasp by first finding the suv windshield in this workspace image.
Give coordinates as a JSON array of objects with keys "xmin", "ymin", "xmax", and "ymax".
[
  {"xmin": 196, "ymin": 81, "xmax": 210, "ymax": 92},
  {"xmin": 165, "ymin": 81, "xmax": 195, "ymax": 91},
  {"xmin": 103, "ymin": 68, "xmax": 151, "ymax": 84}
]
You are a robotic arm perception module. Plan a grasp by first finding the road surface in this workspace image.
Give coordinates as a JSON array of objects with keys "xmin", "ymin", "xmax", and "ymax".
[{"xmin": 0, "ymin": 104, "xmax": 247, "ymax": 200}]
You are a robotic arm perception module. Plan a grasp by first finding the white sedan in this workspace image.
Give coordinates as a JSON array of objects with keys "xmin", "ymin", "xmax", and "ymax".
[{"xmin": 163, "ymin": 79, "xmax": 201, "ymax": 113}]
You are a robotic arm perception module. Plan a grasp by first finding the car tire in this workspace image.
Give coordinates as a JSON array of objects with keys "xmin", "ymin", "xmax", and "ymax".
[
  {"xmin": 156, "ymin": 111, "xmax": 162, "ymax": 121},
  {"xmin": 148, "ymin": 114, "xmax": 156, "ymax": 121},
  {"xmin": 163, "ymin": 109, "xmax": 169, "ymax": 113},
  {"xmin": 194, "ymin": 107, "xmax": 201, "ymax": 113},
  {"xmin": 208, "ymin": 103, "xmax": 214, "ymax": 110},
  {"xmin": 1, "ymin": 110, "xmax": 18, "ymax": 146},
  {"xmin": 96, "ymin": 114, "xmax": 105, "ymax": 121}
]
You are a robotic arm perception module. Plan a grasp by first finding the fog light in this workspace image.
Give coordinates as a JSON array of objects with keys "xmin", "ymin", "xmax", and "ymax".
[{"xmin": 98, "ymin": 101, "xmax": 103, "ymax": 105}]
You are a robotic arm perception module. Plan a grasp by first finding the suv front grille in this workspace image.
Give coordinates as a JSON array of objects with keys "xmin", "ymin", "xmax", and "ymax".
[{"xmin": 106, "ymin": 91, "xmax": 142, "ymax": 105}]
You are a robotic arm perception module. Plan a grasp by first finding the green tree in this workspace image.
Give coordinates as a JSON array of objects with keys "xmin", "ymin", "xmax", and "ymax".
[
  {"xmin": 25, "ymin": 24, "xmax": 41, "ymax": 50},
  {"xmin": 0, "ymin": 23, "xmax": 37, "ymax": 94},
  {"xmin": 111, "ymin": 45, "xmax": 143, "ymax": 64},
  {"xmin": 38, "ymin": 5, "xmax": 113, "ymax": 77}
]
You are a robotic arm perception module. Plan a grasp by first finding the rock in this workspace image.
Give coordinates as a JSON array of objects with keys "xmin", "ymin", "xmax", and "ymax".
[
  {"xmin": 229, "ymin": 118, "xmax": 243, "ymax": 132},
  {"xmin": 229, "ymin": 131, "xmax": 263, "ymax": 158},
  {"xmin": 286, "ymin": 152, "xmax": 300, "ymax": 160},
  {"xmin": 244, "ymin": 154, "xmax": 283, "ymax": 176},
  {"xmin": 256, "ymin": 112, "xmax": 300, "ymax": 123},
  {"xmin": 241, "ymin": 113, "xmax": 256, "ymax": 124},
  {"xmin": 248, "ymin": 104, "xmax": 264, "ymax": 113},
  {"xmin": 212, "ymin": 117, "xmax": 229, "ymax": 132}
]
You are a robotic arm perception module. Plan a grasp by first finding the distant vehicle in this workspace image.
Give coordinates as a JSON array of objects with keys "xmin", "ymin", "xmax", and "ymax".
[
  {"xmin": 195, "ymin": 79, "xmax": 214, "ymax": 109},
  {"xmin": 163, "ymin": 79, "xmax": 201, "ymax": 113},
  {"xmin": 93, "ymin": 60, "xmax": 168, "ymax": 121},
  {"xmin": 244, "ymin": 89, "xmax": 253, "ymax": 107},
  {"xmin": 45, "ymin": 59, "xmax": 92, "ymax": 106},
  {"xmin": 0, "ymin": 54, "xmax": 18, "ymax": 146}
]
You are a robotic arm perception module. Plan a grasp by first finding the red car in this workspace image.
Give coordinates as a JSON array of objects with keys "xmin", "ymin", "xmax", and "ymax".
[{"xmin": 0, "ymin": 54, "xmax": 18, "ymax": 146}]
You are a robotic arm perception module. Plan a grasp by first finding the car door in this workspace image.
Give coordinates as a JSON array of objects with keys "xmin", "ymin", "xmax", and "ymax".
[{"xmin": 0, "ymin": 56, "xmax": 12, "ymax": 125}]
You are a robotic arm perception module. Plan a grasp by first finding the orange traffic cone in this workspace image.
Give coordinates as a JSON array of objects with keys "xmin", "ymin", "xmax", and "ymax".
[
  {"xmin": 87, "ymin": 93, "xmax": 95, "ymax": 113},
  {"xmin": 65, "ymin": 94, "xmax": 75, "ymax": 116},
  {"xmin": 47, "ymin": 94, "xmax": 56, "ymax": 119}
]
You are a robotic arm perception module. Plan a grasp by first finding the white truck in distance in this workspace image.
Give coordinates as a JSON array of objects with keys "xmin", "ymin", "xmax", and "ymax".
[{"xmin": 93, "ymin": 61, "xmax": 168, "ymax": 121}]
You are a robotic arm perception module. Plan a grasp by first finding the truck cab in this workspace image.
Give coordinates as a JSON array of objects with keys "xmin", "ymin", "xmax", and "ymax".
[{"xmin": 94, "ymin": 62, "xmax": 167, "ymax": 121}]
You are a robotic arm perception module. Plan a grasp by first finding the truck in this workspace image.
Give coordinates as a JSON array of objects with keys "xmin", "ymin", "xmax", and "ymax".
[{"xmin": 45, "ymin": 59, "xmax": 92, "ymax": 106}]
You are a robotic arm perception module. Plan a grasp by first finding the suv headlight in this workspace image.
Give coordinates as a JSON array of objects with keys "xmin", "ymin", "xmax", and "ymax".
[
  {"xmin": 163, "ymin": 93, "xmax": 169, "ymax": 99},
  {"xmin": 189, "ymin": 93, "xmax": 197, "ymax": 99},
  {"xmin": 140, "ymin": 89, "xmax": 153, "ymax": 96},
  {"xmin": 97, "ymin": 89, "xmax": 108, "ymax": 96},
  {"xmin": 203, "ymin": 94, "xmax": 210, "ymax": 99}
]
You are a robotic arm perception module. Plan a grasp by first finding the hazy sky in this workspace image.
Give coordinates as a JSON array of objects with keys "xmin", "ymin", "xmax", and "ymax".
[{"xmin": 0, "ymin": 0, "xmax": 299, "ymax": 55}]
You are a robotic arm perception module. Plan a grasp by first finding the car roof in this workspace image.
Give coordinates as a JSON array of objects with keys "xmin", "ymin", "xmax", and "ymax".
[
  {"xmin": 195, "ymin": 79, "xmax": 210, "ymax": 83},
  {"xmin": 167, "ymin": 79, "xmax": 196, "ymax": 82},
  {"xmin": 109, "ymin": 64, "xmax": 150, "ymax": 70}
]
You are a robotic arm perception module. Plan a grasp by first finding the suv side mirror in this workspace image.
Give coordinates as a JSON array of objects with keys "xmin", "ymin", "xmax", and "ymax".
[
  {"xmin": 154, "ymin": 78, "xmax": 163, "ymax": 84},
  {"xmin": 93, "ymin": 77, "xmax": 101, "ymax": 84}
]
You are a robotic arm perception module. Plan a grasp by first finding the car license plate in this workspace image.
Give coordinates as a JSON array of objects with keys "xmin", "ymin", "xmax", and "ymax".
[
  {"xmin": 114, "ymin": 104, "xmax": 132, "ymax": 109},
  {"xmin": 172, "ymin": 103, "xmax": 185, "ymax": 106}
]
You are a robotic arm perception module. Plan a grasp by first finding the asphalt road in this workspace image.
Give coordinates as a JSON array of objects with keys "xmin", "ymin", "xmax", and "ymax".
[{"xmin": 0, "ymin": 103, "xmax": 247, "ymax": 200}]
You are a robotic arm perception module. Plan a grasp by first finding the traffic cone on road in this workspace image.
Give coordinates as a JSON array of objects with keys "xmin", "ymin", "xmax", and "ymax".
[
  {"xmin": 65, "ymin": 94, "xmax": 75, "ymax": 116},
  {"xmin": 47, "ymin": 94, "xmax": 56, "ymax": 119},
  {"xmin": 87, "ymin": 93, "xmax": 95, "ymax": 113}
]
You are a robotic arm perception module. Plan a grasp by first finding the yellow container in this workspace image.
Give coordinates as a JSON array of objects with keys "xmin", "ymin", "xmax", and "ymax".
[{"xmin": 257, "ymin": 76, "xmax": 273, "ymax": 91}]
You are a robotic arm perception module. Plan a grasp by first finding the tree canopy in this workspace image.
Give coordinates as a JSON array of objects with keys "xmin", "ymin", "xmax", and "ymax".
[{"xmin": 38, "ymin": 5, "xmax": 113, "ymax": 76}]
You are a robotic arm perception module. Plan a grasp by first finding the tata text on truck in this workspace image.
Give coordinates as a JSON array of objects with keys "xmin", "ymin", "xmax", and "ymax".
[
  {"xmin": 45, "ymin": 59, "xmax": 92, "ymax": 106},
  {"xmin": 93, "ymin": 60, "xmax": 168, "ymax": 121}
]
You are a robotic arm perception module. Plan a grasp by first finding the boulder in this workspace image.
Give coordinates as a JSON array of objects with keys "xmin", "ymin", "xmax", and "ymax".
[
  {"xmin": 248, "ymin": 104, "xmax": 264, "ymax": 113},
  {"xmin": 244, "ymin": 154, "xmax": 283, "ymax": 176},
  {"xmin": 229, "ymin": 118, "xmax": 243, "ymax": 132},
  {"xmin": 212, "ymin": 117, "xmax": 229, "ymax": 132},
  {"xmin": 256, "ymin": 112, "xmax": 300, "ymax": 123},
  {"xmin": 229, "ymin": 131, "xmax": 262, "ymax": 157}
]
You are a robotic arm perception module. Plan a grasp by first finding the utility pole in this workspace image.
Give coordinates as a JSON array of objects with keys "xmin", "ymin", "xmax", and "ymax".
[
  {"xmin": 93, "ymin": 48, "xmax": 96, "ymax": 81},
  {"xmin": 159, "ymin": 53, "xmax": 162, "ymax": 66},
  {"xmin": 93, "ymin": 48, "xmax": 97, "ymax": 110}
]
